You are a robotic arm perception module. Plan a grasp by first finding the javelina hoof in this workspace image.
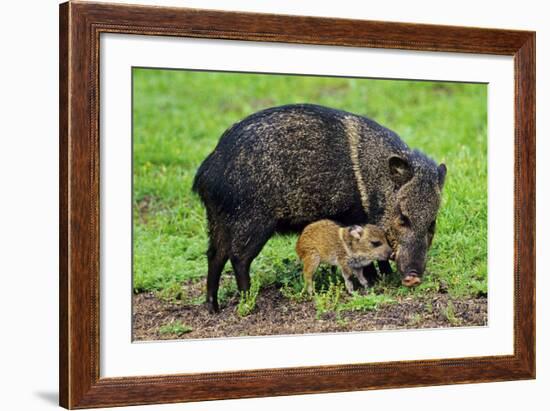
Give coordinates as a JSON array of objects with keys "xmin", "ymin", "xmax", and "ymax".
[
  {"xmin": 207, "ymin": 300, "xmax": 219, "ymax": 314},
  {"xmin": 402, "ymin": 274, "xmax": 421, "ymax": 287}
]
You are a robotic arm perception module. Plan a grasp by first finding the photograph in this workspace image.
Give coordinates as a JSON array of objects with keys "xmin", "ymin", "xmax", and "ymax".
[{"xmin": 131, "ymin": 68, "xmax": 488, "ymax": 341}]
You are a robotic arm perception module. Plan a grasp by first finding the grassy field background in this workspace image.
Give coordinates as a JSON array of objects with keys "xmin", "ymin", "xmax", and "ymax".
[{"xmin": 132, "ymin": 68, "xmax": 487, "ymax": 325}]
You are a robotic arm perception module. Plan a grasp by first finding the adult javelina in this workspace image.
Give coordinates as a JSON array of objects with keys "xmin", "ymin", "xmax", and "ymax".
[{"xmin": 193, "ymin": 104, "xmax": 446, "ymax": 313}]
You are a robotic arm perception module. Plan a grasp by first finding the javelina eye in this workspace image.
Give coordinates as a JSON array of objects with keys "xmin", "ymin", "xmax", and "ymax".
[
  {"xmin": 371, "ymin": 240, "xmax": 382, "ymax": 247},
  {"xmin": 398, "ymin": 213, "xmax": 411, "ymax": 227}
]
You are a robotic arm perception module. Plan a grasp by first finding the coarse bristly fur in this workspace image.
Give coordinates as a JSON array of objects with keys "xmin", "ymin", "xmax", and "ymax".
[
  {"xmin": 295, "ymin": 220, "xmax": 392, "ymax": 295},
  {"xmin": 193, "ymin": 103, "xmax": 447, "ymax": 313}
]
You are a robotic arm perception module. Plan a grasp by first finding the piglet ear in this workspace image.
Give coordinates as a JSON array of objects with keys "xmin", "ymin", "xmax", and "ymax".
[
  {"xmin": 349, "ymin": 225, "xmax": 363, "ymax": 240},
  {"xmin": 389, "ymin": 156, "xmax": 413, "ymax": 185},
  {"xmin": 438, "ymin": 163, "xmax": 447, "ymax": 189}
]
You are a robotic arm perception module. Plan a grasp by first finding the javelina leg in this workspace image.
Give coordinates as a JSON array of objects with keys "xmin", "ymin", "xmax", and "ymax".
[
  {"xmin": 230, "ymin": 224, "xmax": 274, "ymax": 294},
  {"xmin": 354, "ymin": 267, "xmax": 370, "ymax": 289},
  {"xmin": 363, "ymin": 263, "xmax": 379, "ymax": 284},
  {"xmin": 206, "ymin": 245, "xmax": 228, "ymax": 314},
  {"xmin": 231, "ymin": 256, "xmax": 252, "ymax": 293},
  {"xmin": 378, "ymin": 260, "xmax": 393, "ymax": 275},
  {"xmin": 301, "ymin": 254, "xmax": 320, "ymax": 295},
  {"xmin": 340, "ymin": 265, "xmax": 356, "ymax": 294}
]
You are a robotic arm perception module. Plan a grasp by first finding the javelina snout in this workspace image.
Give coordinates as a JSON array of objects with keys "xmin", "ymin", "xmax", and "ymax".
[{"xmin": 394, "ymin": 237, "xmax": 427, "ymax": 287}]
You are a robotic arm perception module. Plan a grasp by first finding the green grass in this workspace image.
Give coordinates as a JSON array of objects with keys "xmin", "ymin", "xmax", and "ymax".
[
  {"xmin": 237, "ymin": 279, "xmax": 261, "ymax": 317},
  {"xmin": 441, "ymin": 301, "xmax": 460, "ymax": 326},
  {"xmin": 132, "ymin": 68, "xmax": 488, "ymax": 312},
  {"xmin": 314, "ymin": 283, "xmax": 344, "ymax": 318},
  {"xmin": 340, "ymin": 293, "xmax": 396, "ymax": 312},
  {"xmin": 158, "ymin": 321, "xmax": 193, "ymax": 336}
]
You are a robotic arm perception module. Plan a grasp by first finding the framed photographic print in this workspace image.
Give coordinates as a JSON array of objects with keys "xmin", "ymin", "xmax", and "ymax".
[{"xmin": 59, "ymin": 1, "xmax": 535, "ymax": 408}]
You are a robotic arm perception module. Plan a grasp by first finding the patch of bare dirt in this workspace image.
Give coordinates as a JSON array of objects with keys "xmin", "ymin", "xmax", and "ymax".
[{"xmin": 132, "ymin": 279, "xmax": 487, "ymax": 341}]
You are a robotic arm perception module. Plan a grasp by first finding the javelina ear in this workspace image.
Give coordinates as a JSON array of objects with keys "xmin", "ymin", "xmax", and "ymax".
[
  {"xmin": 349, "ymin": 225, "xmax": 363, "ymax": 240},
  {"xmin": 388, "ymin": 156, "xmax": 412, "ymax": 185},
  {"xmin": 437, "ymin": 163, "xmax": 447, "ymax": 189}
]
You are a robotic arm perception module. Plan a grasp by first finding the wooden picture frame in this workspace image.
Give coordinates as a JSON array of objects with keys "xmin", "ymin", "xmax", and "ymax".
[{"xmin": 59, "ymin": 1, "xmax": 535, "ymax": 408}]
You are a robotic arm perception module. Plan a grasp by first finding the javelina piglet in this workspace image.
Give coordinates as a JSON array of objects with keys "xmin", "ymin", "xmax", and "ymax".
[{"xmin": 296, "ymin": 220, "xmax": 392, "ymax": 295}]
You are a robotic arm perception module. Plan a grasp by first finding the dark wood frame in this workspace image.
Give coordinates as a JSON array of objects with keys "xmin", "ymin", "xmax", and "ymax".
[{"xmin": 59, "ymin": 1, "xmax": 535, "ymax": 409}]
